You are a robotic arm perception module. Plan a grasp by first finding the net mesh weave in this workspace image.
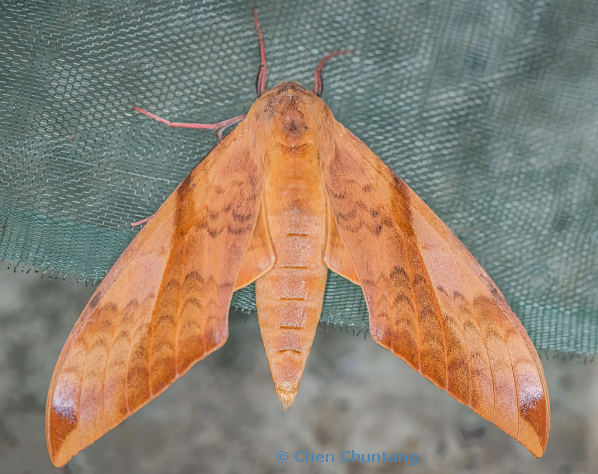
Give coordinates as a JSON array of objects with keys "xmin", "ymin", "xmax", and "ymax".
[{"xmin": 1, "ymin": 0, "xmax": 597, "ymax": 353}]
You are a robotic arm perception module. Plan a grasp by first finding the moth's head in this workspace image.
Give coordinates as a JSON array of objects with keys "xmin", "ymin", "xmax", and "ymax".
[{"xmin": 246, "ymin": 81, "xmax": 334, "ymax": 147}]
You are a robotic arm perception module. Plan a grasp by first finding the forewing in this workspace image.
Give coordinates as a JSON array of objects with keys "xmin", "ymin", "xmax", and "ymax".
[
  {"xmin": 321, "ymin": 123, "xmax": 549, "ymax": 457},
  {"xmin": 46, "ymin": 123, "xmax": 268, "ymax": 467}
]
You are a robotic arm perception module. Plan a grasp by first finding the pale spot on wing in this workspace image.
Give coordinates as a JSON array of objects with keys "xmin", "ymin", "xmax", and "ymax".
[
  {"xmin": 52, "ymin": 391, "xmax": 77, "ymax": 424},
  {"xmin": 518, "ymin": 374, "xmax": 544, "ymax": 416}
]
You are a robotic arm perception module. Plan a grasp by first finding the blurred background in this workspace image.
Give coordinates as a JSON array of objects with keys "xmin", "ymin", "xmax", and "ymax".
[
  {"xmin": 1, "ymin": 269, "xmax": 598, "ymax": 473},
  {"xmin": 2, "ymin": 0, "xmax": 598, "ymax": 472}
]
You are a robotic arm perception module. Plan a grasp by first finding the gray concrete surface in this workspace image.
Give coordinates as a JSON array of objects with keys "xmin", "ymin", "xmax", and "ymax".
[{"xmin": 0, "ymin": 268, "xmax": 597, "ymax": 473}]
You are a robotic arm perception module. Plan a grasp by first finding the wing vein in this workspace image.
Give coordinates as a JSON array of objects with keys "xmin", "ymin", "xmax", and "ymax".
[
  {"xmin": 76, "ymin": 339, "xmax": 88, "ymax": 454},
  {"xmin": 504, "ymin": 333, "xmax": 521, "ymax": 439},
  {"xmin": 477, "ymin": 313, "xmax": 497, "ymax": 424},
  {"xmin": 399, "ymin": 226, "xmax": 423, "ymax": 374}
]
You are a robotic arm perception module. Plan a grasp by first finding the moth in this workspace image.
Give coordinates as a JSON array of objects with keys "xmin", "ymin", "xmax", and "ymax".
[{"xmin": 46, "ymin": 8, "xmax": 550, "ymax": 467}]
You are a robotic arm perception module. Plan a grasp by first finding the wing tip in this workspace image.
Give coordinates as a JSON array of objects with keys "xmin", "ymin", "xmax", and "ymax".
[
  {"xmin": 519, "ymin": 430, "xmax": 549, "ymax": 458},
  {"xmin": 517, "ymin": 394, "xmax": 550, "ymax": 457}
]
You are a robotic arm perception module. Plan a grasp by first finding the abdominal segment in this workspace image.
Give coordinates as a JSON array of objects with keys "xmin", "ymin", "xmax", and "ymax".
[{"xmin": 255, "ymin": 253, "xmax": 327, "ymax": 409}]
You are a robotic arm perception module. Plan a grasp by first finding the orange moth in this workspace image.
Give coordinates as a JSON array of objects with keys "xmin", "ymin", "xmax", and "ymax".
[{"xmin": 46, "ymin": 8, "xmax": 550, "ymax": 467}]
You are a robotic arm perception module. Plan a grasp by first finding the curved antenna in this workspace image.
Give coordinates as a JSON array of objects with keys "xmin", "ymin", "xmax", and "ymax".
[
  {"xmin": 313, "ymin": 49, "xmax": 354, "ymax": 97},
  {"xmin": 253, "ymin": 8, "xmax": 267, "ymax": 97}
]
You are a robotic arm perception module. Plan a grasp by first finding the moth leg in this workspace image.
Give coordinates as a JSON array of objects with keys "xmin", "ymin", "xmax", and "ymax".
[
  {"xmin": 133, "ymin": 106, "xmax": 245, "ymax": 141},
  {"xmin": 253, "ymin": 8, "xmax": 267, "ymax": 97},
  {"xmin": 313, "ymin": 49, "xmax": 354, "ymax": 97},
  {"xmin": 131, "ymin": 214, "xmax": 154, "ymax": 227}
]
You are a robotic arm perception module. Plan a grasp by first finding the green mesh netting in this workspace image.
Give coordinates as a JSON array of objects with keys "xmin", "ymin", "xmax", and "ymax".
[{"xmin": 1, "ymin": 0, "xmax": 597, "ymax": 353}]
